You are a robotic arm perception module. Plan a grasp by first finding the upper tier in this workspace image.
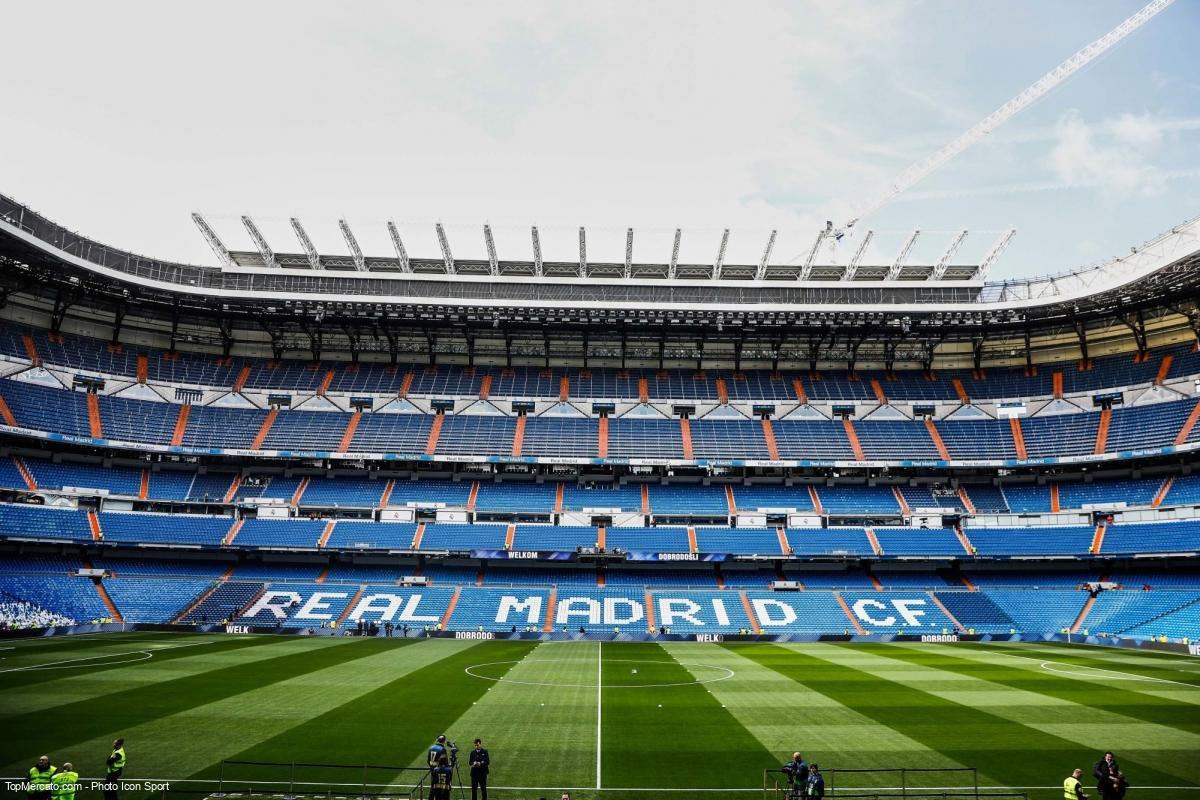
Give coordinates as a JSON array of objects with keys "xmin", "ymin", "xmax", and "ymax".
[{"xmin": 3, "ymin": 321, "xmax": 1199, "ymax": 402}]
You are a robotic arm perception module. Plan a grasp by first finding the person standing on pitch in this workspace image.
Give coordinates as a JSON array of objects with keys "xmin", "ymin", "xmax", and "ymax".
[
  {"xmin": 806, "ymin": 764, "xmax": 825, "ymax": 798},
  {"xmin": 469, "ymin": 738, "xmax": 490, "ymax": 800},
  {"xmin": 27, "ymin": 756, "xmax": 56, "ymax": 800},
  {"xmin": 782, "ymin": 752, "xmax": 809, "ymax": 797},
  {"xmin": 51, "ymin": 762, "xmax": 78, "ymax": 800},
  {"xmin": 103, "ymin": 739, "xmax": 126, "ymax": 800},
  {"xmin": 1065, "ymin": 768, "xmax": 1089, "ymax": 800}
]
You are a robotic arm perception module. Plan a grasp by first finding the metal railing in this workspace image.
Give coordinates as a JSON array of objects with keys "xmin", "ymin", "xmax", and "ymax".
[{"xmin": 763, "ymin": 767, "xmax": 1028, "ymax": 800}]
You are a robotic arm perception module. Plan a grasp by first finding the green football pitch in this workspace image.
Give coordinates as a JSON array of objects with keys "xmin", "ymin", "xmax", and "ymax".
[{"xmin": 1, "ymin": 633, "xmax": 1198, "ymax": 800}]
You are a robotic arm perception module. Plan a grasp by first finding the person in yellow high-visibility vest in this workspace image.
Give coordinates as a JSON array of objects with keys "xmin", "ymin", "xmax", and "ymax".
[
  {"xmin": 50, "ymin": 763, "xmax": 78, "ymax": 800},
  {"xmin": 1065, "ymin": 768, "xmax": 1089, "ymax": 800},
  {"xmin": 27, "ymin": 756, "xmax": 56, "ymax": 800},
  {"xmin": 103, "ymin": 739, "xmax": 125, "ymax": 800}
]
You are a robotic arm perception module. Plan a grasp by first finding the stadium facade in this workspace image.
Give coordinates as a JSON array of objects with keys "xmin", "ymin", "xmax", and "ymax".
[{"xmin": 0, "ymin": 193, "xmax": 1198, "ymax": 642}]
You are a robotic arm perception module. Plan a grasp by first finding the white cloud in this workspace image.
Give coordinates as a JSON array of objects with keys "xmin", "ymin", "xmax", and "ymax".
[{"xmin": 1046, "ymin": 110, "xmax": 1167, "ymax": 197}]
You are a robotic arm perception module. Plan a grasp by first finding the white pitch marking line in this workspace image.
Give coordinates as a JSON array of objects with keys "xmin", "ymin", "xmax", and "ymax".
[
  {"xmin": 983, "ymin": 648, "xmax": 1200, "ymax": 689},
  {"xmin": 0, "ymin": 649, "xmax": 154, "ymax": 673},
  {"xmin": 596, "ymin": 639, "xmax": 602, "ymax": 791}
]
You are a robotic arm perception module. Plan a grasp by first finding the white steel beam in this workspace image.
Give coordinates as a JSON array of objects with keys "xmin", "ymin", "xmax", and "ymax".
[
  {"xmin": 240, "ymin": 215, "xmax": 278, "ymax": 269},
  {"xmin": 339, "ymin": 219, "xmax": 367, "ymax": 271},
  {"xmin": 799, "ymin": 228, "xmax": 828, "ymax": 280},
  {"xmin": 190, "ymin": 212, "xmax": 234, "ymax": 269},
  {"xmin": 483, "ymin": 224, "xmax": 499, "ymax": 276},
  {"xmin": 289, "ymin": 218, "xmax": 322, "ymax": 270},
  {"xmin": 578, "ymin": 226, "xmax": 587, "ymax": 277},
  {"xmin": 668, "ymin": 228, "xmax": 681, "ymax": 280},
  {"xmin": 624, "ymin": 228, "xmax": 634, "ymax": 279},
  {"xmin": 531, "ymin": 226, "xmax": 544, "ymax": 277},
  {"xmin": 386, "ymin": 220, "xmax": 411, "ymax": 272},
  {"xmin": 975, "ymin": 228, "xmax": 1017, "ymax": 281},
  {"xmin": 930, "ymin": 230, "xmax": 969, "ymax": 280},
  {"xmin": 887, "ymin": 229, "xmax": 921, "ymax": 280},
  {"xmin": 755, "ymin": 229, "xmax": 778, "ymax": 280},
  {"xmin": 713, "ymin": 229, "xmax": 730, "ymax": 279},
  {"xmin": 843, "ymin": 230, "xmax": 874, "ymax": 281},
  {"xmin": 435, "ymin": 222, "xmax": 455, "ymax": 273}
]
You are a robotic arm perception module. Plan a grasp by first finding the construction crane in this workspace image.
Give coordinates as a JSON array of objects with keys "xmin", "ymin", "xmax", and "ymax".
[{"xmin": 833, "ymin": 0, "xmax": 1175, "ymax": 237}]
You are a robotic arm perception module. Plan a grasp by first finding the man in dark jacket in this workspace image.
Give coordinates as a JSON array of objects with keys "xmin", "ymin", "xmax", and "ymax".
[
  {"xmin": 1093, "ymin": 753, "xmax": 1119, "ymax": 784},
  {"xmin": 469, "ymin": 739, "xmax": 490, "ymax": 800}
]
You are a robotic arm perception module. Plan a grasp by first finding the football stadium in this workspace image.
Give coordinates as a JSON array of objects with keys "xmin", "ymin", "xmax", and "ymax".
[{"xmin": 2, "ymin": 2, "xmax": 1199, "ymax": 800}]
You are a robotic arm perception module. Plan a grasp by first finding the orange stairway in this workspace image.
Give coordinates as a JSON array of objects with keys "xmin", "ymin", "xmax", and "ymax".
[
  {"xmin": 86, "ymin": 393, "xmax": 103, "ymax": 439},
  {"xmin": 337, "ymin": 411, "xmax": 362, "ymax": 453},
  {"xmin": 511, "ymin": 416, "xmax": 526, "ymax": 457},
  {"xmin": 1009, "ymin": 417, "xmax": 1028, "ymax": 459},
  {"xmin": 842, "ymin": 418, "xmax": 865, "ymax": 461},
  {"xmin": 170, "ymin": 404, "xmax": 191, "ymax": 446},
  {"xmin": 761, "ymin": 418, "xmax": 780, "ymax": 460},
  {"xmin": 425, "ymin": 415, "xmax": 444, "ymax": 456},
  {"xmin": 250, "ymin": 408, "xmax": 279, "ymax": 450},
  {"xmin": 1094, "ymin": 408, "xmax": 1111, "ymax": 455},
  {"xmin": 598, "ymin": 416, "xmax": 609, "ymax": 458},
  {"xmin": 680, "ymin": 418, "xmax": 694, "ymax": 460}
]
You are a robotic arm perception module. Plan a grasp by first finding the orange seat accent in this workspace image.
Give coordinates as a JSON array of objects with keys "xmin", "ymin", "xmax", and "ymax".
[
  {"xmin": 290, "ymin": 477, "xmax": 310, "ymax": 507},
  {"xmin": 870, "ymin": 378, "xmax": 888, "ymax": 405},
  {"xmin": 223, "ymin": 474, "xmax": 241, "ymax": 504},
  {"xmin": 1050, "ymin": 484, "xmax": 1060, "ymax": 513},
  {"xmin": 1052, "ymin": 370, "xmax": 1063, "ymax": 399},
  {"xmin": 808, "ymin": 485, "xmax": 824, "ymax": 515},
  {"xmin": 956, "ymin": 487, "xmax": 976, "ymax": 515},
  {"xmin": 379, "ymin": 478, "xmax": 395, "ymax": 508},
  {"xmin": 891, "ymin": 488, "xmax": 910, "ymax": 516},
  {"xmin": 511, "ymin": 415, "xmax": 526, "ymax": 456},
  {"xmin": 12, "ymin": 457, "xmax": 37, "ymax": 490},
  {"xmin": 440, "ymin": 587, "xmax": 462, "ymax": 629},
  {"xmin": 598, "ymin": 416, "xmax": 609, "ymax": 458},
  {"xmin": 641, "ymin": 484, "xmax": 650, "ymax": 514},
  {"xmin": 224, "ymin": 519, "xmax": 244, "ymax": 546},
  {"xmin": 835, "ymin": 592, "xmax": 866, "ymax": 634},
  {"xmin": 1094, "ymin": 408, "xmax": 1111, "ymax": 455},
  {"xmin": 233, "ymin": 365, "xmax": 252, "ymax": 393},
  {"xmin": 739, "ymin": 592, "xmax": 762, "ymax": 634},
  {"xmin": 170, "ymin": 404, "xmax": 191, "ymax": 446},
  {"xmin": 687, "ymin": 526, "xmax": 698, "ymax": 553},
  {"xmin": 1090, "ymin": 523, "xmax": 1106, "ymax": 555},
  {"xmin": 1174, "ymin": 399, "xmax": 1200, "ymax": 445},
  {"xmin": 337, "ymin": 411, "xmax": 362, "ymax": 453},
  {"xmin": 715, "ymin": 378, "xmax": 729, "ymax": 405},
  {"xmin": 467, "ymin": 481, "xmax": 479, "ymax": 512},
  {"xmin": 425, "ymin": 415, "xmax": 444, "ymax": 455},
  {"xmin": 925, "ymin": 419, "xmax": 951, "ymax": 461},
  {"xmin": 865, "ymin": 527, "xmax": 883, "ymax": 555},
  {"xmin": 680, "ymin": 418, "xmax": 694, "ymax": 460},
  {"xmin": 637, "ymin": 377, "xmax": 649, "ymax": 403},
  {"xmin": 317, "ymin": 370, "xmax": 335, "ymax": 396},
  {"xmin": 87, "ymin": 511, "xmax": 102, "ymax": 542},
  {"xmin": 792, "ymin": 378, "xmax": 809, "ymax": 404},
  {"xmin": 543, "ymin": 587, "xmax": 557, "ymax": 632},
  {"xmin": 398, "ymin": 372, "xmax": 414, "ymax": 398},
  {"xmin": 479, "ymin": 374, "xmax": 493, "ymax": 400},
  {"xmin": 86, "ymin": 393, "xmax": 103, "ymax": 439},
  {"xmin": 554, "ymin": 483, "xmax": 564, "ymax": 513},
  {"xmin": 725, "ymin": 485, "xmax": 737, "ymax": 514},
  {"xmin": 1009, "ymin": 417, "xmax": 1027, "ymax": 459},
  {"xmin": 318, "ymin": 520, "xmax": 336, "ymax": 548},
  {"xmin": 0, "ymin": 395, "xmax": 17, "ymax": 427},
  {"xmin": 335, "ymin": 586, "xmax": 365, "ymax": 627},
  {"xmin": 251, "ymin": 408, "xmax": 279, "ymax": 450},
  {"xmin": 761, "ymin": 418, "xmax": 780, "ymax": 460},
  {"xmin": 842, "ymin": 418, "xmax": 865, "ymax": 461},
  {"xmin": 951, "ymin": 377, "xmax": 970, "ymax": 404},
  {"xmin": 136, "ymin": 355, "xmax": 149, "ymax": 383},
  {"xmin": 139, "ymin": 469, "xmax": 149, "ymax": 500},
  {"xmin": 559, "ymin": 375, "xmax": 570, "ymax": 402},
  {"xmin": 1151, "ymin": 476, "xmax": 1174, "ymax": 508},
  {"xmin": 410, "ymin": 523, "xmax": 426, "ymax": 549},
  {"xmin": 21, "ymin": 335, "xmax": 42, "ymax": 366},
  {"xmin": 1155, "ymin": 354, "xmax": 1173, "ymax": 385}
]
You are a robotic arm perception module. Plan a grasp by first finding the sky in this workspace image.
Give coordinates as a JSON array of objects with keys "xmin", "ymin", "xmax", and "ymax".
[{"xmin": 1, "ymin": 0, "xmax": 1198, "ymax": 280}]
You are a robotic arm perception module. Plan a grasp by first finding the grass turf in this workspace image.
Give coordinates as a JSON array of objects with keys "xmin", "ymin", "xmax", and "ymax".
[{"xmin": 1, "ymin": 633, "xmax": 1198, "ymax": 800}]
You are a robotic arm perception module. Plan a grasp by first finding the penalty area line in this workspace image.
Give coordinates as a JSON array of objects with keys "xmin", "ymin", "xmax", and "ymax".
[{"xmin": 981, "ymin": 649, "xmax": 1200, "ymax": 689}]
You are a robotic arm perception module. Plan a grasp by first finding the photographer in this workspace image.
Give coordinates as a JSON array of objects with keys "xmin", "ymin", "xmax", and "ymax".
[
  {"xmin": 469, "ymin": 739, "xmax": 490, "ymax": 800},
  {"xmin": 782, "ymin": 753, "xmax": 809, "ymax": 797}
]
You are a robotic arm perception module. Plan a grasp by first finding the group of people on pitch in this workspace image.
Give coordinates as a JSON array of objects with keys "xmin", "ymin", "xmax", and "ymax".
[
  {"xmin": 25, "ymin": 739, "xmax": 125, "ymax": 800},
  {"xmin": 427, "ymin": 735, "xmax": 491, "ymax": 800},
  {"xmin": 1066, "ymin": 752, "xmax": 1130, "ymax": 800},
  {"xmin": 781, "ymin": 753, "xmax": 825, "ymax": 798}
]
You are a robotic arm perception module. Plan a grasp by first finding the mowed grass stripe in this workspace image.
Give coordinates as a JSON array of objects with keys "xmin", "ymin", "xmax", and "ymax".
[
  {"xmin": 981, "ymin": 641, "xmax": 1200, "ymax": 696},
  {"xmin": 423, "ymin": 640, "xmax": 600, "ymax": 791},
  {"xmin": 838, "ymin": 643, "xmax": 1200, "ymax": 782},
  {"xmin": 0, "ymin": 634, "xmax": 267, "ymax": 691},
  {"xmin": 17, "ymin": 638, "xmax": 463, "ymax": 788},
  {"xmin": 602, "ymin": 641, "xmax": 773, "ymax": 789},
  {"xmin": 205, "ymin": 639, "xmax": 536, "ymax": 791},
  {"xmin": 891, "ymin": 643, "xmax": 1200, "ymax": 727},
  {"xmin": 809, "ymin": 643, "xmax": 1196, "ymax": 789},
  {"xmin": 748, "ymin": 643, "xmax": 1109, "ymax": 799},
  {"xmin": 671, "ymin": 643, "xmax": 968, "ymax": 780},
  {"xmin": 0, "ymin": 635, "xmax": 389, "ymax": 776},
  {"xmin": 0, "ymin": 636, "xmax": 336, "ymax": 718}
]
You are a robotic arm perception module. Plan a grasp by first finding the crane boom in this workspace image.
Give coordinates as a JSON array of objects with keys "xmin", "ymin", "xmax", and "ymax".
[{"xmin": 839, "ymin": 0, "xmax": 1175, "ymax": 232}]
